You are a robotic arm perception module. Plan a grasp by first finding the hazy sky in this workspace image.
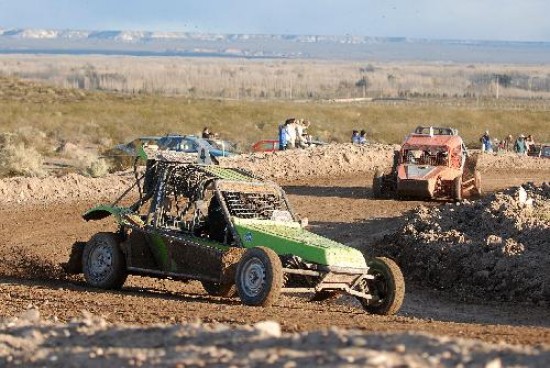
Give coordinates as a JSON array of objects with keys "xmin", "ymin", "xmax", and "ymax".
[{"xmin": 0, "ymin": 0, "xmax": 548, "ymax": 41}]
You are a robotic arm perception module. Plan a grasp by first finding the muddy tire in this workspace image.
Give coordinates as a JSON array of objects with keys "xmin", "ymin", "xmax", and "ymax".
[
  {"xmin": 201, "ymin": 280, "xmax": 237, "ymax": 298},
  {"xmin": 235, "ymin": 247, "xmax": 283, "ymax": 307},
  {"xmin": 372, "ymin": 169, "xmax": 384, "ymax": 199},
  {"xmin": 82, "ymin": 232, "xmax": 127, "ymax": 290},
  {"xmin": 453, "ymin": 176, "xmax": 462, "ymax": 201},
  {"xmin": 359, "ymin": 257, "xmax": 405, "ymax": 315},
  {"xmin": 474, "ymin": 171, "xmax": 483, "ymax": 196}
]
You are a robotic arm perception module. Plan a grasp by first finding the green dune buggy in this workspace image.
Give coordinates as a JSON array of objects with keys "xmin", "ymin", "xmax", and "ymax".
[{"xmin": 65, "ymin": 158, "xmax": 404, "ymax": 315}]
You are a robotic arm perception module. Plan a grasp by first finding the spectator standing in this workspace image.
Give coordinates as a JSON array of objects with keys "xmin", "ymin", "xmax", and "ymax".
[
  {"xmin": 514, "ymin": 134, "xmax": 527, "ymax": 155},
  {"xmin": 351, "ymin": 130, "xmax": 360, "ymax": 144},
  {"xmin": 296, "ymin": 120, "xmax": 307, "ymax": 148},
  {"xmin": 480, "ymin": 130, "xmax": 492, "ymax": 153},
  {"xmin": 284, "ymin": 118, "xmax": 297, "ymax": 149},
  {"xmin": 302, "ymin": 120, "xmax": 312, "ymax": 145},
  {"xmin": 359, "ymin": 129, "xmax": 368, "ymax": 144},
  {"xmin": 504, "ymin": 134, "xmax": 514, "ymax": 152},
  {"xmin": 202, "ymin": 127, "xmax": 211, "ymax": 139},
  {"xmin": 278, "ymin": 123, "xmax": 287, "ymax": 150},
  {"xmin": 525, "ymin": 134, "xmax": 535, "ymax": 153}
]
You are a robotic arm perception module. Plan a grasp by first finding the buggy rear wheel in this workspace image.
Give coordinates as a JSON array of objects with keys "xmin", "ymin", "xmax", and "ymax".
[
  {"xmin": 82, "ymin": 232, "xmax": 127, "ymax": 290},
  {"xmin": 453, "ymin": 176, "xmax": 463, "ymax": 201},
  {"xmin": 372, "ymin": 169, "xmax": 384, "ymax": 199},
  {"xmin": 201, "ymin": 280, "xmax": 237, "ymax": 298},
  {"xmin": 235, "ymin": 247, "xmax": 283, "ymax": 307},
  {"xmin": 474, "ymin": 171, "xmax": 483, "ymax": 196},
  {"xmin": 358, "ymin": 257, "xmax": 404, "ymax": 315}
]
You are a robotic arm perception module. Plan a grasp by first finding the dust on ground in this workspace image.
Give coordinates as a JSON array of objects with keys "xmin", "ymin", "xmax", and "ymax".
[
  {"xmin": 1, "ymin": 309, "xmax": 549, "ymax": 367},
  {"xmin": 0, "ymin": 144, "xmax": 550, "ymax": 365}
]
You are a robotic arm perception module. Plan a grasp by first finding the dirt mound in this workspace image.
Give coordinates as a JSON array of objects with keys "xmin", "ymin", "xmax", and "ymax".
[
  {"xmin": 220, "ymin": 143, "xmax": 396, "ymax": 180},
  {"xmin": 377, "ymin": 182, "xmax": 550, "ymax": 303},
  {"xmin": 477, "ymin": 152, "xmax": 550, "ymax": 171},
  {"xmin": 0, "ymin": 144, "xmax": 396, "ymax": 205},
  {"xmin": 0, "ymin": 171, "xmax": 134, "ymax": 205},
  {"xmin": 2, "ymin": 143, "xmax": 549, "ymax": 206},
  {"xmin": 1, "ymin": 311, "xmax": 548, "ymax": 367}
]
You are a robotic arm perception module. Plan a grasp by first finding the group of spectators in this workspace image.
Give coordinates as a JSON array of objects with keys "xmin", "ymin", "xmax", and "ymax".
[
  {"xmin": 480, "ymin": 130, "xmax": 536, "ymax": 155},
  {"xmin": 278, "ymin": 118, "xmax": 312, "ymax": 150},
  {"xmin": 351, "ymin": 129, "xmax": 368, "ymax": 144}
]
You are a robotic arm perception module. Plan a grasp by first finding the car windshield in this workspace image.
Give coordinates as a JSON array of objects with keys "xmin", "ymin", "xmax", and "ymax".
[
  {"xmin": 542, "ymin": 146, "xmax": 550, "ymax": 157},
  {"xmin": 158, "ymin": 137, "xmax": 197, "ymax": 152}
]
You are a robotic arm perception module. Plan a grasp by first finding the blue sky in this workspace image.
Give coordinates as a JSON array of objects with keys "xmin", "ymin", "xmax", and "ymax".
[{"xmin": 0, "ymin": 0, "xmax": 548, "ymax": 41}]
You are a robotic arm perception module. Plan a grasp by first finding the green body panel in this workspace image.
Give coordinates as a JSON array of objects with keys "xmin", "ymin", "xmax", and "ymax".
[
  {"xmin": 188, "ymin": 235, "xmax": 231, "ymax": 252},
  {"xmin": 203, "ymin": 166, "xmax": 255, "ymax": 181},
  {"xmin": 82, "ymin": 205, "xmax": 129, "ymax": 222},
  {"xmin": 136, "ymin": 144, "xmax": 148, "ymax": 161},
  {"xmin": 233, "ymin": 218, "xmax": 367, "ymax": 269},
  {"xmin": 148, "ymin": 232, "xmax": 174, "ymax": 272}
]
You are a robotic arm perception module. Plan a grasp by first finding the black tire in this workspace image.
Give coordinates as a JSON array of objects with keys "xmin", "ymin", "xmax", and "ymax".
[
  {"xmin": 372, "ymin": 169, "xmax": 384, "ymax": 199},
  {"xmin": 359, "ymin": 257, "xmax": 405, "ymax": 315},
  {"xmin": 474, "ymin": 171, "xmax": 483, "ymax": 196},
  {"xmin": 453, "ymin": 176, "xmax": 462, "ymax": 201},
  {"xmin": 201, "ymin": 280, "xmax": 237, "ymax": 298},
  {"xmin": 235, "ymin": 247, "xmax": 283, "ymax": 307},
  {"xmin": 82, "ymin": 232, "xmax": 127, "ymax": 290}
]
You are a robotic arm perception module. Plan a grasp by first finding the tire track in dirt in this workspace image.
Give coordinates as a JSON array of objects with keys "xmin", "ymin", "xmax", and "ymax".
[{"xmin": 0, "ymin": 170, "xmax": 549, "ymax": 347}]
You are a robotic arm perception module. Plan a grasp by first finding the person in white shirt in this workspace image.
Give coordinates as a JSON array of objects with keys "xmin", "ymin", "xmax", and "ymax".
[{"xmin": 284, "ymin": 118, "xmax": 297, "ymax": 149}]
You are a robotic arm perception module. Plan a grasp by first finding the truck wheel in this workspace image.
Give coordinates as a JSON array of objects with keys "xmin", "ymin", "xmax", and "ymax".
[
  {"xmin": 235, "ymin": 247, "xmax": 283, "ymax": 306},
  {"xmin": 474, "ymin": 171, "xmax": 483, "ymax": 196},
  {"xmin": 201, "ymin": 280, "xmax": 237, "ymax": 298},
  {"xmin": 82, "ymin": 232, "xmax": 127, "ymax": 290},
  {"xmin": 359, "ymin": 257, "xmax": 405, "ymax": 315},
  {"xmin": 453, "ymin": 176, "xmax": 462, "ymax": 201},
  {"xmin": 372, "ymin": 169, "xmax": 384, "ymax": 198}
]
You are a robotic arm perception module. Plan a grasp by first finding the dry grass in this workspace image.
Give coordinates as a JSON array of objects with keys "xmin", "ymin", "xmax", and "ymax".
[
  {"xmin": 0, "ymin": 70, "xmax": 548, "ymax": 178},
  {"xmin": 0, "ymin": 139, "xmax": 45, "ymax": 177}
]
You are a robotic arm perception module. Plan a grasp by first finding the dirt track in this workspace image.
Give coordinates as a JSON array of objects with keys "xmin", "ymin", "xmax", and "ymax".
[{"xmin": 1, "ymin": 169, "xmax": 549, "ymax": 348}]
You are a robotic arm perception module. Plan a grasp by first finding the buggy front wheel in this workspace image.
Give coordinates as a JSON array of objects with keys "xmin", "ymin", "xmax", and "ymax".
[
  {"xmin": 372, "ymin": 169, "xmax": 384, "ymax": 199},
  {"xmin": 82, "ymin": 232, "xmax": 127, "ymax": 290},
  {"xmin": 358, "ymin": 257, "xmax": 404, "ymax": 315},
  {"xmin": 235, "ymin": 247, "xmax": 283, "ymax": 307}
]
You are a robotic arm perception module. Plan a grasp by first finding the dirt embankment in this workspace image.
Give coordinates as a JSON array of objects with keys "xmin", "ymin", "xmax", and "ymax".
[
  {"xmin": 0, "ymin": 172, "xmax": 134, "ymax": 205},
  {"xmin": 2, "ymin": 143, "xmax": 550, "ymax": 206},
  {"xmin": 0, "ymin": 143, "xmax": 395, "ymax": 205},
  {"xmin": 376, "ymin": 182, "xmax": 550, "ymax": 304},
  {"xmin": 1, "ymin": 310, "xmax": 549, "ymax": 368},
  {"xmin": 220, "ymin": 143, "xmax": 396, "ymax": 181},
  {"xmin": 476, "ymin": 152, "xmax": 550, "ymax": 171}
]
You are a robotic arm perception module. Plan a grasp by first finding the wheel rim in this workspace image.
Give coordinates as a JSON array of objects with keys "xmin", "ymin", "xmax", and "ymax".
[
  {"xmin": 240, "ymin": 257, "xmax": 266, "ymax": 297},
  {"xmin": 367, "ymin": 272, "xmax": 388, "ymax": 306},
  {"xmin": 88, "ymin": 240, "xmax": 113, "ymax": 281}
]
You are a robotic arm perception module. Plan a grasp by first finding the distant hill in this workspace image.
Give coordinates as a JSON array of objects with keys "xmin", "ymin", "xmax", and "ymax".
[{"xmin": 1, "ymin": 27, "xmax": 550, "ymax": 63}]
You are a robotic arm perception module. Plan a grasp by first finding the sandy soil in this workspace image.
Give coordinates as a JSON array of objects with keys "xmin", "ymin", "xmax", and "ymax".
[
  {"xmin": 0, "ymin": 169, "xmax": 549, "ymax": 350},
  {"xmin": 0, "ymin": 142, "xmax": 549, "ymax": 365}
]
